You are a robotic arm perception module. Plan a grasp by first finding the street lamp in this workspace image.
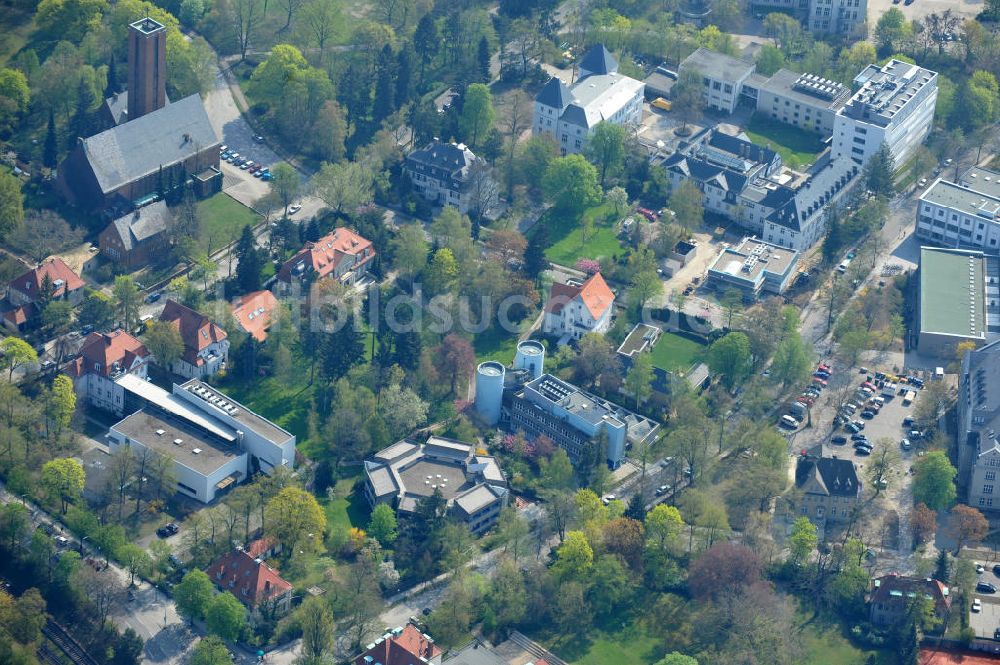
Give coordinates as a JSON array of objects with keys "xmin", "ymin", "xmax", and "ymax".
[{"xmin": 79, "ymin": 535, "xmax": 89, "ymax": 555}]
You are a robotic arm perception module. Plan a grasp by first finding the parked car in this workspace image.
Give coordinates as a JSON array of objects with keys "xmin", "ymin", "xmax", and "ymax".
[
  {"xmin": 903, "ymin": 416, "xmax": 914, "ymax": 428},
  {"xmin": 900, "ymin": 439, "xmax": 911, "ymax": 451},
  {"xmin": 156, "ymin": 523, "xmax": 179, "ymax": 538},
  {"xmin": 973, "ymin": 598, "xmax": 983, "ymax": 612},
  {"xmin": 846, "ymin": 422, "xmax": 862, "ymax": 434},
  {"xmin": 993, "ymin": 564, "xmax": 1000, "ymax": 576},
  {"xmin": 655, "ymin": 484, "xmax": 671, "ymax": 496},
  {"xmin": 241, "ymin": 160, "xmax": 255, "ymax": 170},
  {"xmin": 780, "ymin": 415, "xmax": 800, "ymax": 429},
  {"xmin": 54, "ymin": 536, "xmax": 69, "ymax": 548},
  {"xmin": 288, "ymin": 204, "xmax": 302, "ymax": 215},
  {"xmin": 601, "ymin": 494, "xmax": 617, "ymax": 506},
  {"xmin": 852, "ymin": 420, "xmax": 866, "ymax": 430},
  {"xmin": 145, "ymin": 291, "xmax": 161, "ymax": 303},
  {"xmin": 831, "ymin": 436, "xmax": 847, "ymax": 445},
  {"xmin": 977, "ymin": 563, "xmax": 986, "ymax": 574},
  {"xmin": 814, "ymin": 371, "xmax": 830, "ymax": 380},
  {"xmin": 227, "ymin": 152, "xmax": 240, "ymax": 163},
  {"xmin": 812, "ymin": 378, "xmax": 828, "ymax": 387},
  {"xmin": 977, "ymin": 582, "xmax": 997, "ymax": 594},
  {"xmin": 861, "ymin": 410, "xmax": 876, "ymax": 419},
  {"xmin": 168, "ymin": 554, "xmax": 182, "ymax": 568},
  {"xmin": 854, "ymin": 446, "xmax": 872, "ymax": 456},
  {"xmin": 219, "ymin": 144, "xmax": 228, "ymax": 153},
  {"xmin": 851, "ymin": 434, "xmax": 868, "ymax": 442},
  {"xmin": 261, "ymin": 172, "xmax": 273, "ymax": 181}
]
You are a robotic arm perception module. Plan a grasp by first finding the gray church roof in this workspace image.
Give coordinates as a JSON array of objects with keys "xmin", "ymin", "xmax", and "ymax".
[
  {"xmin": 578, "ymin": 44, "xmax": 618, "ymax": 77},
  {"xmin": 537, "ymin": 77, "xmax": 573, "ymax": 110},
  {"xmin": 81, "ymin": 94, "xmax": 218, "ymax": 194}
]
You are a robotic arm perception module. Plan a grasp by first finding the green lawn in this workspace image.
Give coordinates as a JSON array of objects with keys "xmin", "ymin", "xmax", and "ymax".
[
  {"xmin": 796, "ymin": 609, "xmax": 892, "ymax": 665},
  {"xmin": 197, "ymin": 193, "xmax": 261, "ymax": 253},
  {"xmin": 473, "ymin": 325, "xmax": 523, "ymax": 366},
  {"xmin": 539, "ymin": 203, "xmax": 624, "ymax": 268},
  {"xmin": 547, "ymin": 617, "xmax": 661, "ymax": 665},
  {"xmin": 0, "ymin": 8, "xmax": 34, "ymax": 68},
  {"xmin": 213, "ymin": 373, "xmax": 315, "ymax": 454},
  {"xmin": 648, "ymin": 332, "xmax": 705, "ymax": 373},
  {"xmin": 322, "ymin": 474, "xmax": 368, "ymax": 533},
  {"xmin": 744, "ymin": 115, "xmax": 826, "ymax": 169}
]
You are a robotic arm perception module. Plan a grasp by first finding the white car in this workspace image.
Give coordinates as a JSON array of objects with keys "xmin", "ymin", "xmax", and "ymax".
[
  {"xmin": 288, "ymin": 204, "xmax": 302, "ymax": 215},
  {"xmin": 973, "ymin": 598, "xmax": 982, "ymax": 613},
  {"xmin": 900, "ymin": 438, "xmax": 911, "ymax": 451},
  {"xmin": 977, "ymin": 563, "xmax": 986, "ymax": 574}
]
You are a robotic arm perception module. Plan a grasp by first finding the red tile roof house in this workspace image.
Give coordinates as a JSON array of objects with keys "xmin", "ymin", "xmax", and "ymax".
[
  {"xmin": 158, "ymin": 300, "xmax": 230, "ymax": 379},
  {"xmin": 67, "ymin": 330, "xmax": 150, "ymax": 416},
  {"xmin": 4, "ymin": 259, "xmax": 86, "ymax": 331},
  {"xmin": 868, "ymin": 574, "xmax": 950, "ymax": 630},
  {"xmin": 542, "ymin": 272, "xmax": 615, "ymax": 343},
  {"xmin": 354, "ymin": 622, "xmax": 442, "ymax": 665},
  {"xmin": 205, "ymin": 546, "xmax": 294, "ymax": 621},
  {"xmin": 230, "ymin": 290, "xmax": 279, "ymax": 343},
  {"xmin": 275, "ymin": 227, "xmax": 375, "ymax": 294}
]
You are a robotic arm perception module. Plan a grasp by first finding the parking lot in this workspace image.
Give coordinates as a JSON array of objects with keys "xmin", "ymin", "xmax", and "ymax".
[{"xmin": 968, "ymin": 560, "xmax": 1000, "ymax": 641}]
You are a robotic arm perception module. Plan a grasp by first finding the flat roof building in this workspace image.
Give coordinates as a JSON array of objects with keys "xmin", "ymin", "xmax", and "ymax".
[
  {"xmin": 507, "ymin": 374, "xmax": 660, "ymax": 468},
  {"xmin": 706, "ymin": 237, "xmax": 800, "ymax": 300},
  {"xmin": 679, "ymin": 48, "xmax": 755, "ymax": 114},
  {"xmin": 106, "ymin": 378, "xmax": 295, "ymax": 503},
  {"xmin": 363, "ymin": 437, "xmax": 508, "ymax": 535},
  {"xmin": 916, "ymin": 247, "xmax": 989, "ymax": 358},
  {"xmin": 755, "ymin": 69, "xmax": 850, "ymax": 136},
  {"xmin": 832, "ymin": 60, "xmax": 938, "ymax": 168},
  {"xmin": 917, "ymin": 169, "xmax": 1000, "ymax": 253}
]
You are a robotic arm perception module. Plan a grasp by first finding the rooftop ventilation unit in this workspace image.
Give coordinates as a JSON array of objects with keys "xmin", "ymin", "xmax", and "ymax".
[
  {"xmin": 192, "ymin": 448, "xmax": 202, "ymax": 454},
  {"xmin": 173, "ymin": 438, "xmax": 183, "ymax": 445},
  {"xmin": 155, "ymin": 429, "xmax": 165, "ymax": 436}
]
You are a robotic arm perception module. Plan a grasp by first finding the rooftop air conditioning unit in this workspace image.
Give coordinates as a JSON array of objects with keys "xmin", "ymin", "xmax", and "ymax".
[{"xmin": 192, "ymin": 448, "xmax": 202, "ymax": 454}]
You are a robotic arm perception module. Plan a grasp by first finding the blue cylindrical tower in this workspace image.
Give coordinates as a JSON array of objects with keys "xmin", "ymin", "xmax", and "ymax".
[{"xmin": 475, "ymin": 361, "xmax": 505, "ymax": 426}]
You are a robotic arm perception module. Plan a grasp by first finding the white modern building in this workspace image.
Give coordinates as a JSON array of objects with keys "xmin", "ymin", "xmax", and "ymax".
[
  {"xmin": 542, "ymin": 272, "xmax": 616, "ymax": 342},
  {"xmin": 916, "ymin": 168, "xmax": 1000, "ymax": 252},
  {"xmin": 707, "ymin": 237, "xmax": 800, "ymax": 300},
  {"xmin": 832, "ymin": 59, "xmax": 938, "ymax": 168},
  {"xmin": 533, "ymin": 44, "xmax": 644, "ymax": 155},
  {"xmin": 679, "ymin": 48, "xmax": 756, "ymax": 114},
  {"xmin": 106, "ymin": 378, "xmax": 296, "ymax": 503}
]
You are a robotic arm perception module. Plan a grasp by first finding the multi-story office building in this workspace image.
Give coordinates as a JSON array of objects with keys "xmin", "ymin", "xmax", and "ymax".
[
  {"xmin": 957, "ymin": 339, "xmax": 1000, "ymax": 514},
  {"xmin": 755, "ymin": 69, "xmax": 850, "ymax": 135},
  {"xmin": 832, "ymin": 59, "xmax": 938, "ymax": 168},
  {"xmin": 751, "ymin": 0, "xmax": 867, "ymax": 35},
  {"xmin": 533, "ymin": 44, "xmax": 644, "ymax": 154},
  {"xmin": 506, "ymin": 374, "xmax": 660, "ymax": 469},
  {"xmin": 916, "ymin": 247, "xmax": 992, "ymax": 358},
  {"xmin": 707, "ymin": 237, "xmax": 800, "ymax": 300},
  {"xmin": 679, "ymin": 48, "xmax": 756, "ymax": 113},
  {"xmin": 916, "ymin": 168, "xmax": 1000, "ymax": 252}
]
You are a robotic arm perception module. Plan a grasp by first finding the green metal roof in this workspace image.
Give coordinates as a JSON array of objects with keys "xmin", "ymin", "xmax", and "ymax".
[{"xmin": 919, "ymin": 247, "xmax": 985, "ymax": 339}]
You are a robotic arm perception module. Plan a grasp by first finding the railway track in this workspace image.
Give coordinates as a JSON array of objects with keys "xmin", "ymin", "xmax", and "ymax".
[
  {"xmin": 42, "ymin": 620, "xmax": 99, "ymax": 665},
  {"xmin": 37, "ymin": 640, "xmax": 66, "ymax": 665}
]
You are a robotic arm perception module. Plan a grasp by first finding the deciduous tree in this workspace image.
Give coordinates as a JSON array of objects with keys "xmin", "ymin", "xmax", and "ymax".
[
  {"xmin": 174, "ymin": 569, "xmax": 215, "ymax": 622},
  {"xmin": 541, "ymin": 155, "xmax": 601, "ymax": 213},
  {"xmin": 41, "ymin": 458, "xmax": 84, "ymax": 513},
  {"xmin": 264, "ymin": 486, "xmax": 326, "ymax": 553},
  {"xmin": 145, "ymin": 321, "xmax": 184, "ymax": 372},
  {"xmin": 206, "ymin": 592, "xmax": 246, "ymax": 642},
  {"xmin": 947, "ymin": 504, "xmax": 989, "ymax": 553},
  {"xmin": 459, "ymin": 83, "xmax": 495, "ymax": 148},
  {"xmin": 912, "ymin": 450, "xmax": 957, "ymax": 510}
]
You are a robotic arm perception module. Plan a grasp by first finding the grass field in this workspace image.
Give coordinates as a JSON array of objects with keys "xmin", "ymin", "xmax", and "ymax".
[
  {"xmin": 540, "ymin": 203, "xmax": 623, "ymax": 267},
  {"xmin": 197, "ymin": 193, "xmax": 260, "ymax": 253},
  {"xmin": 744, "ymin": 115, "xmax": 826, "ymax": 168},
  {"xmin": 648, "ymin": 332, "xmax": 705, "ymax": 373},
  {"xmin": 544, "ymin": 615, "xmax": 661, "ymax": 665},
  {"xmin": 323, "ymin": 473, "xmax": 368, "ymax": 533},
  {"xmin": 796, "ymin": 609, "xmax": 892, "ymax": 665},
  {"xmin": 473, "ymin": 325, "xmax": 522, "ymax": 365},
  {"xmin": 215, "ymin": 372, "xmax": 315, "ymax": 454},
  {"xmin": 0, "ymin": 9, "xmax": 34, "ymax": 68}
]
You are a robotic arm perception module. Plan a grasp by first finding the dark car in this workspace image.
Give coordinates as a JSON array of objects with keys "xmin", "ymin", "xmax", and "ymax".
[
  {"xmin": 831, "ymin": 436, "xmax": 847, "ymax": 445},
  {"xmin": 156, "ymin": 523, "xmax": 179, "ymax": 538},
  {"xmin": 903, "ymin": 416, "xmax": 914, "ymax": 428},
  {"xmin": 813, "ymin": 371, "xmax": 830, "ymax": 380},
  {"xmin": 861, "ymin": 410, "xmax": 876, "ymax": 419},
  {"xmin": 993, "ymin": 564, "xmax": 1000, "ymax": 577},
  {"xmin": 854, "ymin": 446, "xmax": 872, "ymax": 456},
  {"xmin": 168, "ymin": 554, "xmax": 182, "ymax": 568},
  {"xmin": 851, "ymin": 433, "xmax": 868, "ymax": 442},
  {"xmin": 852, "ymin": 420, "xmax": 866, "ymax": 430},
  {"xmin": 978, "ymin": 582, "xmax": 997, "ymax": 594},
  {"xmin": 846, "ymin": 422, "xmax": 862, "ymax": 434},
  {"xmin": 422, "ymin": 607, "xmax": 432, "ymax": 616}
]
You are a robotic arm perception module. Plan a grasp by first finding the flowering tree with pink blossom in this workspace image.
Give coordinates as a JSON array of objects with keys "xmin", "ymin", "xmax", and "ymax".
[{"xmin": 576, "ymin": 258, "xmax": 601, "ymax": 275}]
